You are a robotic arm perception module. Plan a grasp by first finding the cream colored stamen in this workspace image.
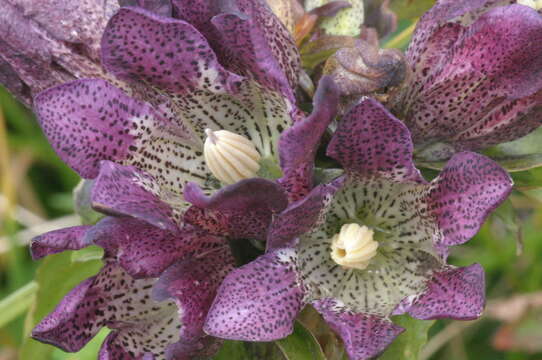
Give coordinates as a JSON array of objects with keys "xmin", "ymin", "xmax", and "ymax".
[
  {"xmin": 330, "ymin": 223, "xmax": 379, "ymax": 270},
  {"xmin": 204, "ymin": 128, "xmax": 261, "ymax": 184},
  {"xmin": 518, "ymin": 0, "xmax": 542, "ymax": 10}
]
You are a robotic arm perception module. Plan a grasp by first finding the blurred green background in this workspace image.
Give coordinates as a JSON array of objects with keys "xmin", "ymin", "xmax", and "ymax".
[{"xmin": 1, "ymin": 0, "xmax": 542, "ymax": 359}]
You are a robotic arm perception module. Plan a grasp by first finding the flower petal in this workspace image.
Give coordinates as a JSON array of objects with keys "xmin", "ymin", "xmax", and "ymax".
[
  {"xmin": 34, "ymin": 79, "xmax": 209, "ymax": 192},
  {"xmin": 268, "ymin": 176, "xmax": 345, "ymax": 250},
  {"xmin": 101, "ymin": 7, "xmax": 292, "ymax": 162},
  {"xmin": 278, "ymin": 76, "xmax": 339, "ymax": 201},
  {"xmin": 313, "ymin": 298, "xmax": 404, "ymax": 360},
  {"xmin": 87, "ymin": 217, "xmax": 225, "ymax": 278},
  {"xmin": 101, "ymin": 7, "xmax": 241, "ymax": 96},
  {"xmin": 30, "ymin": 225, "xmax": 91, "ymax": 260},
  {"xmin": 183, "ymin": 178, "xmax": 288, "ymax": 240},
  {"xmin": 204, "ymin": 248, "xmax": 304, "ymax": 341},
  {"xmin": 407, "ymin": 264, "xmax": 485, "ymax": 320},
  {"xmin": 428, "ymin": 152, "xmax": 512, "ymax": 248},
  {"xmin": 91, "ymin": 161, "xmax": 181, "ymax": 231},
  {"xmin": 152, "ymin": 246, "xmax": 235, "ymax": 357},
  {"xmin": 327, "ymin": 97, "xmax": 425, "ymax": 183},
  {"xmin": 32, "ymin": 262, "xmax": 181, "ymax": 357},
  {"xmin": 119, "ymin": 0, "xmax": 172, "ymax": 16}
]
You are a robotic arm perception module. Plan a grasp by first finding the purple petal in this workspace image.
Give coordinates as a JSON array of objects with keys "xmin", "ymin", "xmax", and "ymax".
[
  {"xmin": 429, "ymin": 152, "xmax": 512, "ymax": 248},
  {"xmin": 33, "ymin": 262, "xmax": 182, "ymax": 356},
  {"xmin": 87, "ymin": 217, "xmax": 225, "ymax": 278},
  {"xmin": 34, "ymin": 78, "xmax": 206, "ymax": 185},
  {"xmin": 184, "ymin": 179, "xmax": 288, "ymax": 241},
  {"xmin": 268, "ymin": 176, "xmax": 345, "ymax": 250},
  {"xmin": 278, "ymin": 76, "xmax": 339, "ymax": 202},
  {"xmin": 204, "ymin": 248, "xmax": 304, "ymax": 341},
  {"xmin": 101, "ymin": 7, "xmax": 241, "ymax": 95},
  {"xmin": 314, "ymin": 298, "xmax": 404, "ymax": 360},
  {"xmin": 152, "ymin": 246, "xmax": 234, "ymax": 357},
  {"xmin": 91, "ymin": 161, "xmax": 180, "ymax": 232},
  {"xmin": 327, "ymin": 97, "xmax": 425, "ymax": 183},
  {"xmin": 30, "ymin": 225, "xmax": 92, "ymax": 260},
  {"xmin": 210, "ymin": 0, "xmax": 300, "ymax": 103},
  {"xmin": 407, "ymin": 264, "xmax": 485, "ymax": 320}
]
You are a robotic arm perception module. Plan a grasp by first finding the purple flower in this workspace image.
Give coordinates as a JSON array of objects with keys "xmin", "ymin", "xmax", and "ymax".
[
  {"xmin": 30, "ymin": 177, "xmax": 289, "ymax": 359},
  {"xmin": 204, "ymin": 97, "xmax": 513, "ymax": 359},
  {"xmin": 389, "ymin": 0, "xmax": 542, "ymax": 160},
  {"xmin": 22, "ymin": 0, "xmax": 343, "ymax": 358}
]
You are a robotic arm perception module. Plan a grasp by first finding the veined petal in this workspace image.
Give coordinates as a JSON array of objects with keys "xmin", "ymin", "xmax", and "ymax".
[
  {"xmin": 86, "ymin": 217, "xmax": 225, "ymax": 279},
  {"xmin": 327, "ymin": 97, "xmax": 425, "ymax": 183},
  {"xmin": 406, "ymin": 264, "xmax": 485, "ymax": 320},
  {"xmin": 428, "ymin": 152, "xmax": 512, "ymax": 248},
  {"xmin": 119, "ymin": 0, "xmax": 173, "ymax": 16},
  {"xmin": 204, "ymin": 248, "xmax": 304, "ymax": 341},
  {"xmin": 30, "ymin": 225, "xmax": 92, "ymax": 260},
  {"xmin": 278, "ymin": 76, "xmax": 339, "ymax": 201},
  {"xmin": 184, "ymin": 178, "xmax": 288, "ymax": 240},
  {"xmin": 32, "ymin": 262, "xmax": 182, "ymax": 358},
  {"xmin": 313, "ymin": 298, "xmax": 404, "ymax": 360}
]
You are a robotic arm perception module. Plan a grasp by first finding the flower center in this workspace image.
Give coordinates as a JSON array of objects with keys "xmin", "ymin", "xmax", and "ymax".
[
  {"xmin": 518, "ymin": 0, "xmax": 542, "ymax": 10},
  {"xmin": 330, "ymin": 223, "xmax": 379, "ymax": 270},
  {"xmin": 204, "ymin": 129, "xmax": 261, "ymax": 184}
]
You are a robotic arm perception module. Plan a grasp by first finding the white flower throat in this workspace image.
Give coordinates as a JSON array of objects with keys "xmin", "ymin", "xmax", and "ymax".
[
  {"xmin": 331, "ymin": 223, "xmax": 379, "ymax": 270},
  {"xmin": 518, "ymin": 0, "xmax": 542, "ymax": 10},
  {"xmin": 204, "ymin": 129, "xmax": 261, "ymax": 184}
]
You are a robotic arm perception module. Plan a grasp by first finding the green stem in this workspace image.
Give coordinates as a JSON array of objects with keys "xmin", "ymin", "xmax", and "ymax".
[{"xmin": 0, "ymin": 281, "xmax": 38, "ymax": 328}]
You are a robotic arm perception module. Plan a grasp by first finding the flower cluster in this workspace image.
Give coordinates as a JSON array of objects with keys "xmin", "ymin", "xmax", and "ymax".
[{"xmin": 3, "ymin": 0, "xmax": 542, "ymax": 359}]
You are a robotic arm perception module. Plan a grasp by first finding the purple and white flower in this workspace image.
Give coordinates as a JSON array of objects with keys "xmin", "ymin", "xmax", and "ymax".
[{"xmin": 204, "ymin": 96, "xmax": 513, "ymax": 359}]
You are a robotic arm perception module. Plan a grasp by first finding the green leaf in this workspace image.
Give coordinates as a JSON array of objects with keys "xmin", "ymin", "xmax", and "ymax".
[
  {"xmin": 0, "ymin": 282, "xmax": 38, "ymax": 328},
  {"xmin": 19, "ymin": 251, "xmax": 102, "ymax": 360},
  {"xmin": 275, "ymin": 321, "xmax": 327, "ymax": 360},
  {"xmin": 212, "ymin": 340, "xmax": 250, "ymax": 360},
  {"xmin": 379, "ymin": 315, "xmax": 434, "ymax": 360},
  {"xmin": 483, "ymin": 127, "xmax": 542, "ymax": 171},
  {"xmin": 390, "ymin": 0, "xmax": 434, "ymax": 20}
]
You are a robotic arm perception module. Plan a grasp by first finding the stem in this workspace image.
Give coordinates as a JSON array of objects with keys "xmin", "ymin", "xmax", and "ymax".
[{"xmin": 0, "ymin": 281, "xmax": 39, "ymax": 328}]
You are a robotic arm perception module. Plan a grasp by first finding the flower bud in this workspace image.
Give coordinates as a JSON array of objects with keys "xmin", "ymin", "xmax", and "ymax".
[
  {"xmin": 331, "ymin": 223, "xmax": 379, "ymax": 270},
  {"xmin": 204, "ymin": 129, "xmax": 261, "ymax": 185}
]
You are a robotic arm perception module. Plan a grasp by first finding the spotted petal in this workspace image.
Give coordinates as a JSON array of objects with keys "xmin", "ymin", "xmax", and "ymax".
[
  {"xmin": 278, "ymin": 76, "xmax": 339, "ymax": 201},
  {"xmin": 153, "ymin": 246, "xmax": 235, "ymax": 357},
  {"xmin": 91, "ymin": 161, "xmax": 183, "ymax": 231},
  {"xmin": 30, "ymin": 225, "xmax": 91, "ymax": 260},
  {"xmin": 102, "ymin": 6, "xmax": 294, "ymax": 164},
  {"xmin": 406, "ymin": 264, "xmax": 485, "ymax": 320},
  {"xmin": 34, "ymin": 79, "xmax": 210, "ymax": 198},
  {"xmin": 86, "ymin": 217, "xmax": 225, "ymax": 278},
  {"xmin": 184, "ymin": 178, "xmax": 288, "ymax": 241},
  {"xmin": 428, "ymin": 152, "xmax": 513, "ymax": 248},
  {"xmin": 327, "ymin": 97, "xmax": 425, "ymax": 183},
  {"xmin": 204, "ymin": 248, "xmax": 304, "ymax": 341},
  {"xmin": 32, "ymin": 262, "xmax": 182, "ymax": 358},
  {"xmin": 313, "ymin": 298, "xmax": 404, "ymax": 360}
]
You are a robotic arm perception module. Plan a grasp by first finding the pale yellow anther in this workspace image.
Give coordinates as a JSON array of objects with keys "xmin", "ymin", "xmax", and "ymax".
[
  {"xmin": 204, "ymin": 128, "xmax": 261, "ymax": 184},
  {"xmin": 330, "ymin": 223, "xmax": 379, "ymax": 270},
  {"xmin": 518, "ymin": 0, "xmax": 542, "ymax": 10}
]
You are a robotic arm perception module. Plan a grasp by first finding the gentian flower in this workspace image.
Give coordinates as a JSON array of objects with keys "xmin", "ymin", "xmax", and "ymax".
[
  {"xmin": 204, "ymin": 97, "xmax": 513, "ymax": 359},
  {"xmin": 22, "ymin": 0, "xmax": 340, "ymax": 358},
  {"xmin": 389, "ymin": 0, "xmax": 542, "ymax": 161},
  {"xmin": 30, "ymin": 177, "xmax": 289, "ymax": 359}
]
